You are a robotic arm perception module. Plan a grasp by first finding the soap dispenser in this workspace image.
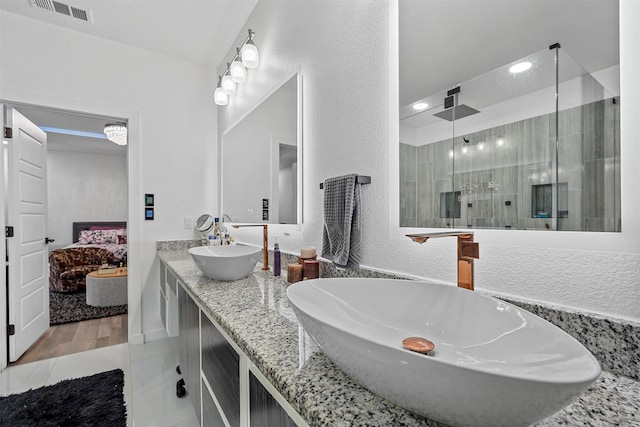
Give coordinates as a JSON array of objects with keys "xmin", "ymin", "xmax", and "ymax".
[{"xmin": 273, "ymin": 238, "xmax": 281, "ymax": 276}]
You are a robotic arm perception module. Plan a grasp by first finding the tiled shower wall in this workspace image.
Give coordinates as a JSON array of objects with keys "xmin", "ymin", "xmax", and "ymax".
[{"xmin": 400, "ymin": 97, "xmax": 621, "ymax": 231}]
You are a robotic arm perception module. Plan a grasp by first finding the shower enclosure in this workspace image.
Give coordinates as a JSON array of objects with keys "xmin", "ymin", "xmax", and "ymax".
[{"xmin": 399, "ymin": 44, "xmax": 620, "ymax": 232}]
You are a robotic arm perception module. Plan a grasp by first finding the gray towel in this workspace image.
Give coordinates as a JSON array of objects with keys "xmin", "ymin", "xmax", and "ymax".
[{"xmin": 321, "ymin": 174, "xmax": 361, "ymax": 269}]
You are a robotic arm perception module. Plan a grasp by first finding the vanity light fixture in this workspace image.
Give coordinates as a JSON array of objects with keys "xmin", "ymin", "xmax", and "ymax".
[
  {"xmin": 221, "ymin": 68, "xmax": 236, "ymax": 95},
  {"xmin": 230, "ymin": 49, "xmax": 247, "ymax": 83},
  {"xmin": 214, "ymin": 76, "xmax": 229, "ymax": 106},
  {"xmin": 509, "ymin": 61, "xmax": 532, "ymax": 74},
  {"xmin": 215, "ymin": 29, "xmax": 260, "ymax": 106},
  {"xmin": 103, "ymin": 122, "xmax": 127, "ymax": 146},
  {"xmin": 241, "ymin": 30, "xmax": 260, "ymax": 69}
]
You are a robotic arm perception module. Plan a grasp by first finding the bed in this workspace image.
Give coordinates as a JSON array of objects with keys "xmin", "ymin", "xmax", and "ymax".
[{"xmin": 66, "ymin": 221, "xmax": 128, "ymax": 264}]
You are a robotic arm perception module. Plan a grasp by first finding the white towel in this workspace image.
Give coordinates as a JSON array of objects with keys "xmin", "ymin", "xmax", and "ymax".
[{"xmin": 321, "ymin": 174, "xmax": 361, "ymax": 269}]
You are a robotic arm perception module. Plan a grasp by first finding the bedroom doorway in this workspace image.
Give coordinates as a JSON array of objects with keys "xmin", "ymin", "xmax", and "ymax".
[{"xmin": 2, "ymin": 102, "xmax": 129, "ymax": 366}]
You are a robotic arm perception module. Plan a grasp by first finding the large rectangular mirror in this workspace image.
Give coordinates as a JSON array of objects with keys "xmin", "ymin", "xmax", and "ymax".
[
  {"xmin": 399, "ymin": 0, "xmax": 620, "ymax": 232},
  {"xmin": 221, "ymin": 74, "xmax": 301, "ymax": 224}
]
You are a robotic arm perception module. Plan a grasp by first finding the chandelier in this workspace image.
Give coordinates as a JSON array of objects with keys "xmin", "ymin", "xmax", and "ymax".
[{"xmin": 103, "ymin": 122, "xmax": 128, "ymax": 146}]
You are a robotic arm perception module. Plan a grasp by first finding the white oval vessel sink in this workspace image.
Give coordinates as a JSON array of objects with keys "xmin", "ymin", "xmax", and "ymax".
[
  {"xmin": 188, "ymin": 245, "xmax": 261, "ymax": 281},
  {"xmin": 286, "ymin": 278, "xmax": 601, "ymax": 427}
]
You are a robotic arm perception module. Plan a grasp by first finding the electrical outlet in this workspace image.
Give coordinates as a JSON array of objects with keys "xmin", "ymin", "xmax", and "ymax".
[{"xmin": 184, "ymin": 216, "xmax": 194, "ymax": 229}]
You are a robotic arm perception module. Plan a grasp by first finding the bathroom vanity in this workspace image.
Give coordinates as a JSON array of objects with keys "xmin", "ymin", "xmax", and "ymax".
[{"xmin": 157, "ymin": 243, "xmax": 639, "ymax": 427}]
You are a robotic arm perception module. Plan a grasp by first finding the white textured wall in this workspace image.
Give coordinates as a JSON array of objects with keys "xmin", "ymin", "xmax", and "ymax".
[
  {"xmin": 0, "ymin": 10, "xmax": 218, "ymax": 342},
  {"xmin": 220, "ymin": 0, "xmax": 639, "ymax": 322},
  {"xmin": 47, "ymin": 147, "xmax": 127, "ymax": 246},
  {"xmin": 218, "ymin": 0, "xmax": 391, "ymax": 275}
]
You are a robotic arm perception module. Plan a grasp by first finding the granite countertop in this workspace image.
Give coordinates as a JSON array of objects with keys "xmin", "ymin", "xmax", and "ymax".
[{"xmin": 158, "ymin": 248, "xmax": 640, "ymax": 427}]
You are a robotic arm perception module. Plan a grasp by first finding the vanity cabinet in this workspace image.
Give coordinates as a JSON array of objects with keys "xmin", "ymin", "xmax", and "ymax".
[
  {"xmin": 201, "ymin": 312, "xmax": 241, "ymax": 427},
  {"xmin": 160, "ymin": 263, "xmax": 179, "ymax": 337},
  {"xmin": 178, "ymin": 282, "xmax": 201, "ymax": 424},
  {"xmin": 202, "ymin": 378, "xmax": 226, "ymax": 426},
  {"xmin": 249, "ymin": 371, "xmax": 297, "ymax": 427},
  {"xmin": 162, "ymin": 259, "xmax": 307, "ymax": 427},
  {"xmin": 160, "ymin": 264, "xmax": 166, "ymax": 326}
]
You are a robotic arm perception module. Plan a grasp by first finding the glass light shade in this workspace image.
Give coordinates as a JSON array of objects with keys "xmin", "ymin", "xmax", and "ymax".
[
  {"xmin": 230, "ymin": 59, "xmax": 247, "ymax": 83},
  {"xmin": 103, "ymin": 123, "xmax": 127, "ymax": 146},
  {"xmin": 241, "ymin": 41, "xmax": 260, "ymax": 69},
  {"xmin": 221, "ymin": 74, "xmax": 236, "ymax": 95},
  {"xmin": 214, "ymin": 87, "xmax": 228, "ymax": 106}
]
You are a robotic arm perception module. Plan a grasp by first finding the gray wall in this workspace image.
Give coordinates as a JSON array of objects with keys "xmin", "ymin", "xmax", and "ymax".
[
  {"xmin": 47, "ymin": 148, "xmax": 127, "ymax": 246},
  {"xmin": 400, "ymin": 97, "xmax": 620, "ymax": 231}
]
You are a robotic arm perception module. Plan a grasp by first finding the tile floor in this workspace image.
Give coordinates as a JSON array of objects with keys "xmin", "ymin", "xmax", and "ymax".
[{"xmin": 0, "ymin": 337, "xmax": 199, "ymax": 427}]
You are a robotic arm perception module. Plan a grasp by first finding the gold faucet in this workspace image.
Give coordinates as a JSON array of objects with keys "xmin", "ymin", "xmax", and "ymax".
[
  {"xmin": 231, "ymin": 224, "xmax": 270, "ymax": 270},
  {"xmin": 406, "ymin": 231, "xmax": 479, "ymax": 290}
]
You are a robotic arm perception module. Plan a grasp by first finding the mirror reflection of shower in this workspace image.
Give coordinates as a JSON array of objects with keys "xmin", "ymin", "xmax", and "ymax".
[{"xmin": 399, "ymin": 44, "xmax": 620, "ymax": 232}]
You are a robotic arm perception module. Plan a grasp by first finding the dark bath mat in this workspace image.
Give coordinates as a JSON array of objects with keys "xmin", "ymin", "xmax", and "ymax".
[{"xmin": 0, "ymin": 369, "xmax": 127, "ymax": 426}]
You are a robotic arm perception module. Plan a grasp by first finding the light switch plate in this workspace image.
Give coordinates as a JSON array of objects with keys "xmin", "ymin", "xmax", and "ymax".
[{"xmin": 184, "ymin": 216, "xmax": 194, "ymax": 229}]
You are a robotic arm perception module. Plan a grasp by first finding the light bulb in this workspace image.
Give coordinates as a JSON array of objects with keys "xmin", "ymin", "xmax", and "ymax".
[
  {"xmin": 477, "ymin": 142, "xmax": 485, "ymax": 151},
  {"xmin": 214, "ymin": 87, "xmax": 228, "ymax": 106},
  {"xmin": 241, "ymin": 40, "xmax": 260, "ymax": 69},
  {"xmin": 509, "ymin": 61, "xmax": 532, "ymax": 74},
  {"xmin": 230, "ymin": 58, "xmax": 246, "ymax": 83},
  {"xmin": 221, "ymin": 74, "xmax": 236, "ymax": 95}
]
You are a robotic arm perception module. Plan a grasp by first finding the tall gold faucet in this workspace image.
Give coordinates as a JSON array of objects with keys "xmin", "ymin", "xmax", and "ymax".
[
  {"xmin": 406, "ymin": 231, "xmax": 479, "ymax": 290},
  {"xmin": 232, "ymin": 224, "xmax": 269, "ymax": 270}
]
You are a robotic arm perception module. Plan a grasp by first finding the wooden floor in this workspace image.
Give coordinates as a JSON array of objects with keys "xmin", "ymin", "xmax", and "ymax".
[{"xmin": 11, "ymin": 314, "xmax": 128, "ymax": 366}]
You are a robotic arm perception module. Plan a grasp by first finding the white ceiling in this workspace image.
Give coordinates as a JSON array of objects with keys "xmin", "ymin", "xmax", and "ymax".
[
  {"xmin": 0, "ymin": 0, "xmax": 259, "ymax": 67},
  {"xmin": 0, "ymin": 0, "xmax": 258, "ymax": 152}
]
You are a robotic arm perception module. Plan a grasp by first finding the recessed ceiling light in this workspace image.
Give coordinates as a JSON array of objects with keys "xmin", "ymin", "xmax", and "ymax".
[
  {"xmin": 413, "ymin": 102, "xmax": 429, "ymax": 111},
  {"xmin": 509, "ymin": 61, "xmax": 532, "ymax": 74}
]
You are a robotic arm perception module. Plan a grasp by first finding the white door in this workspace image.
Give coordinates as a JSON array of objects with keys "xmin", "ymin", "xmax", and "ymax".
[{"xmin": 5, "ymin": 107, "xmax": 49, "ymax": 362}]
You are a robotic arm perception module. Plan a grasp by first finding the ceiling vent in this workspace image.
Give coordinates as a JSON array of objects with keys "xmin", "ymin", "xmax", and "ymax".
[{"xmin": 29, "ymin": 0, "xmax": 92, "ymax": 23}]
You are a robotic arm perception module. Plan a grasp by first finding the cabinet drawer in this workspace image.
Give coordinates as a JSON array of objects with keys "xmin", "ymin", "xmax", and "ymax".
[
  {"xmin": 202, "ymin": 378, "xmax": 226, "ymax": 427},
  {"xmin": 166, "ymin": 269, "xmax": 177, "ymax": 293},
  {"xmin": 178, "ymin": 285, "xmax": 201, "ymax": 424},
  {"xmin": 201, "ymin": 313, "xmax": 240, "ymax": 427},
  {"xmin": 159, "ymin": 289, "xmax": 167, "ymax": 328},
  {"xmin": 250, "ymin": 371, "xmax": 298, "ymax": 427}
]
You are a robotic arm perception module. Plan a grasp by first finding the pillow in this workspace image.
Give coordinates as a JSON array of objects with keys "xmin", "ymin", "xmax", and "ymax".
[
  {"xmin": 115, "ymin": 229, "xmax": 127, "ymax": 244},
  {"xmin": 78, "ymin": 229, "xmax": 119, "ymax": 244}
]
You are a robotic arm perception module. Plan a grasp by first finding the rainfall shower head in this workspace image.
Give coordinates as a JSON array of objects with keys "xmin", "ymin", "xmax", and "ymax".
[{"xmin": 434, "ymin": 104, "xmax": 480, "ymax": 121}]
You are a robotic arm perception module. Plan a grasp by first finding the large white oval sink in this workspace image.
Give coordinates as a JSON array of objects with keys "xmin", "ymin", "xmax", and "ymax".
[
  {"xmin": 188, "ymin": 245, "xmax": 262, "ymax": 281},
  {"xmin": 286, "ymin": 278, "xmax": 601, "ymax": 427}
]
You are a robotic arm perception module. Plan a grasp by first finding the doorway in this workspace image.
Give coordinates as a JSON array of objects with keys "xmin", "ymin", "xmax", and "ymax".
[{"xmin": 3, "ymin": 102, "xmax": 130, "ymax": 365}]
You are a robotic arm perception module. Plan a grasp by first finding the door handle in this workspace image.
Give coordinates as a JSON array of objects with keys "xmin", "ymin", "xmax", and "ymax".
[{"xmin": 45, "ymin": 237, "xmax": 55, "ymax": 244}]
